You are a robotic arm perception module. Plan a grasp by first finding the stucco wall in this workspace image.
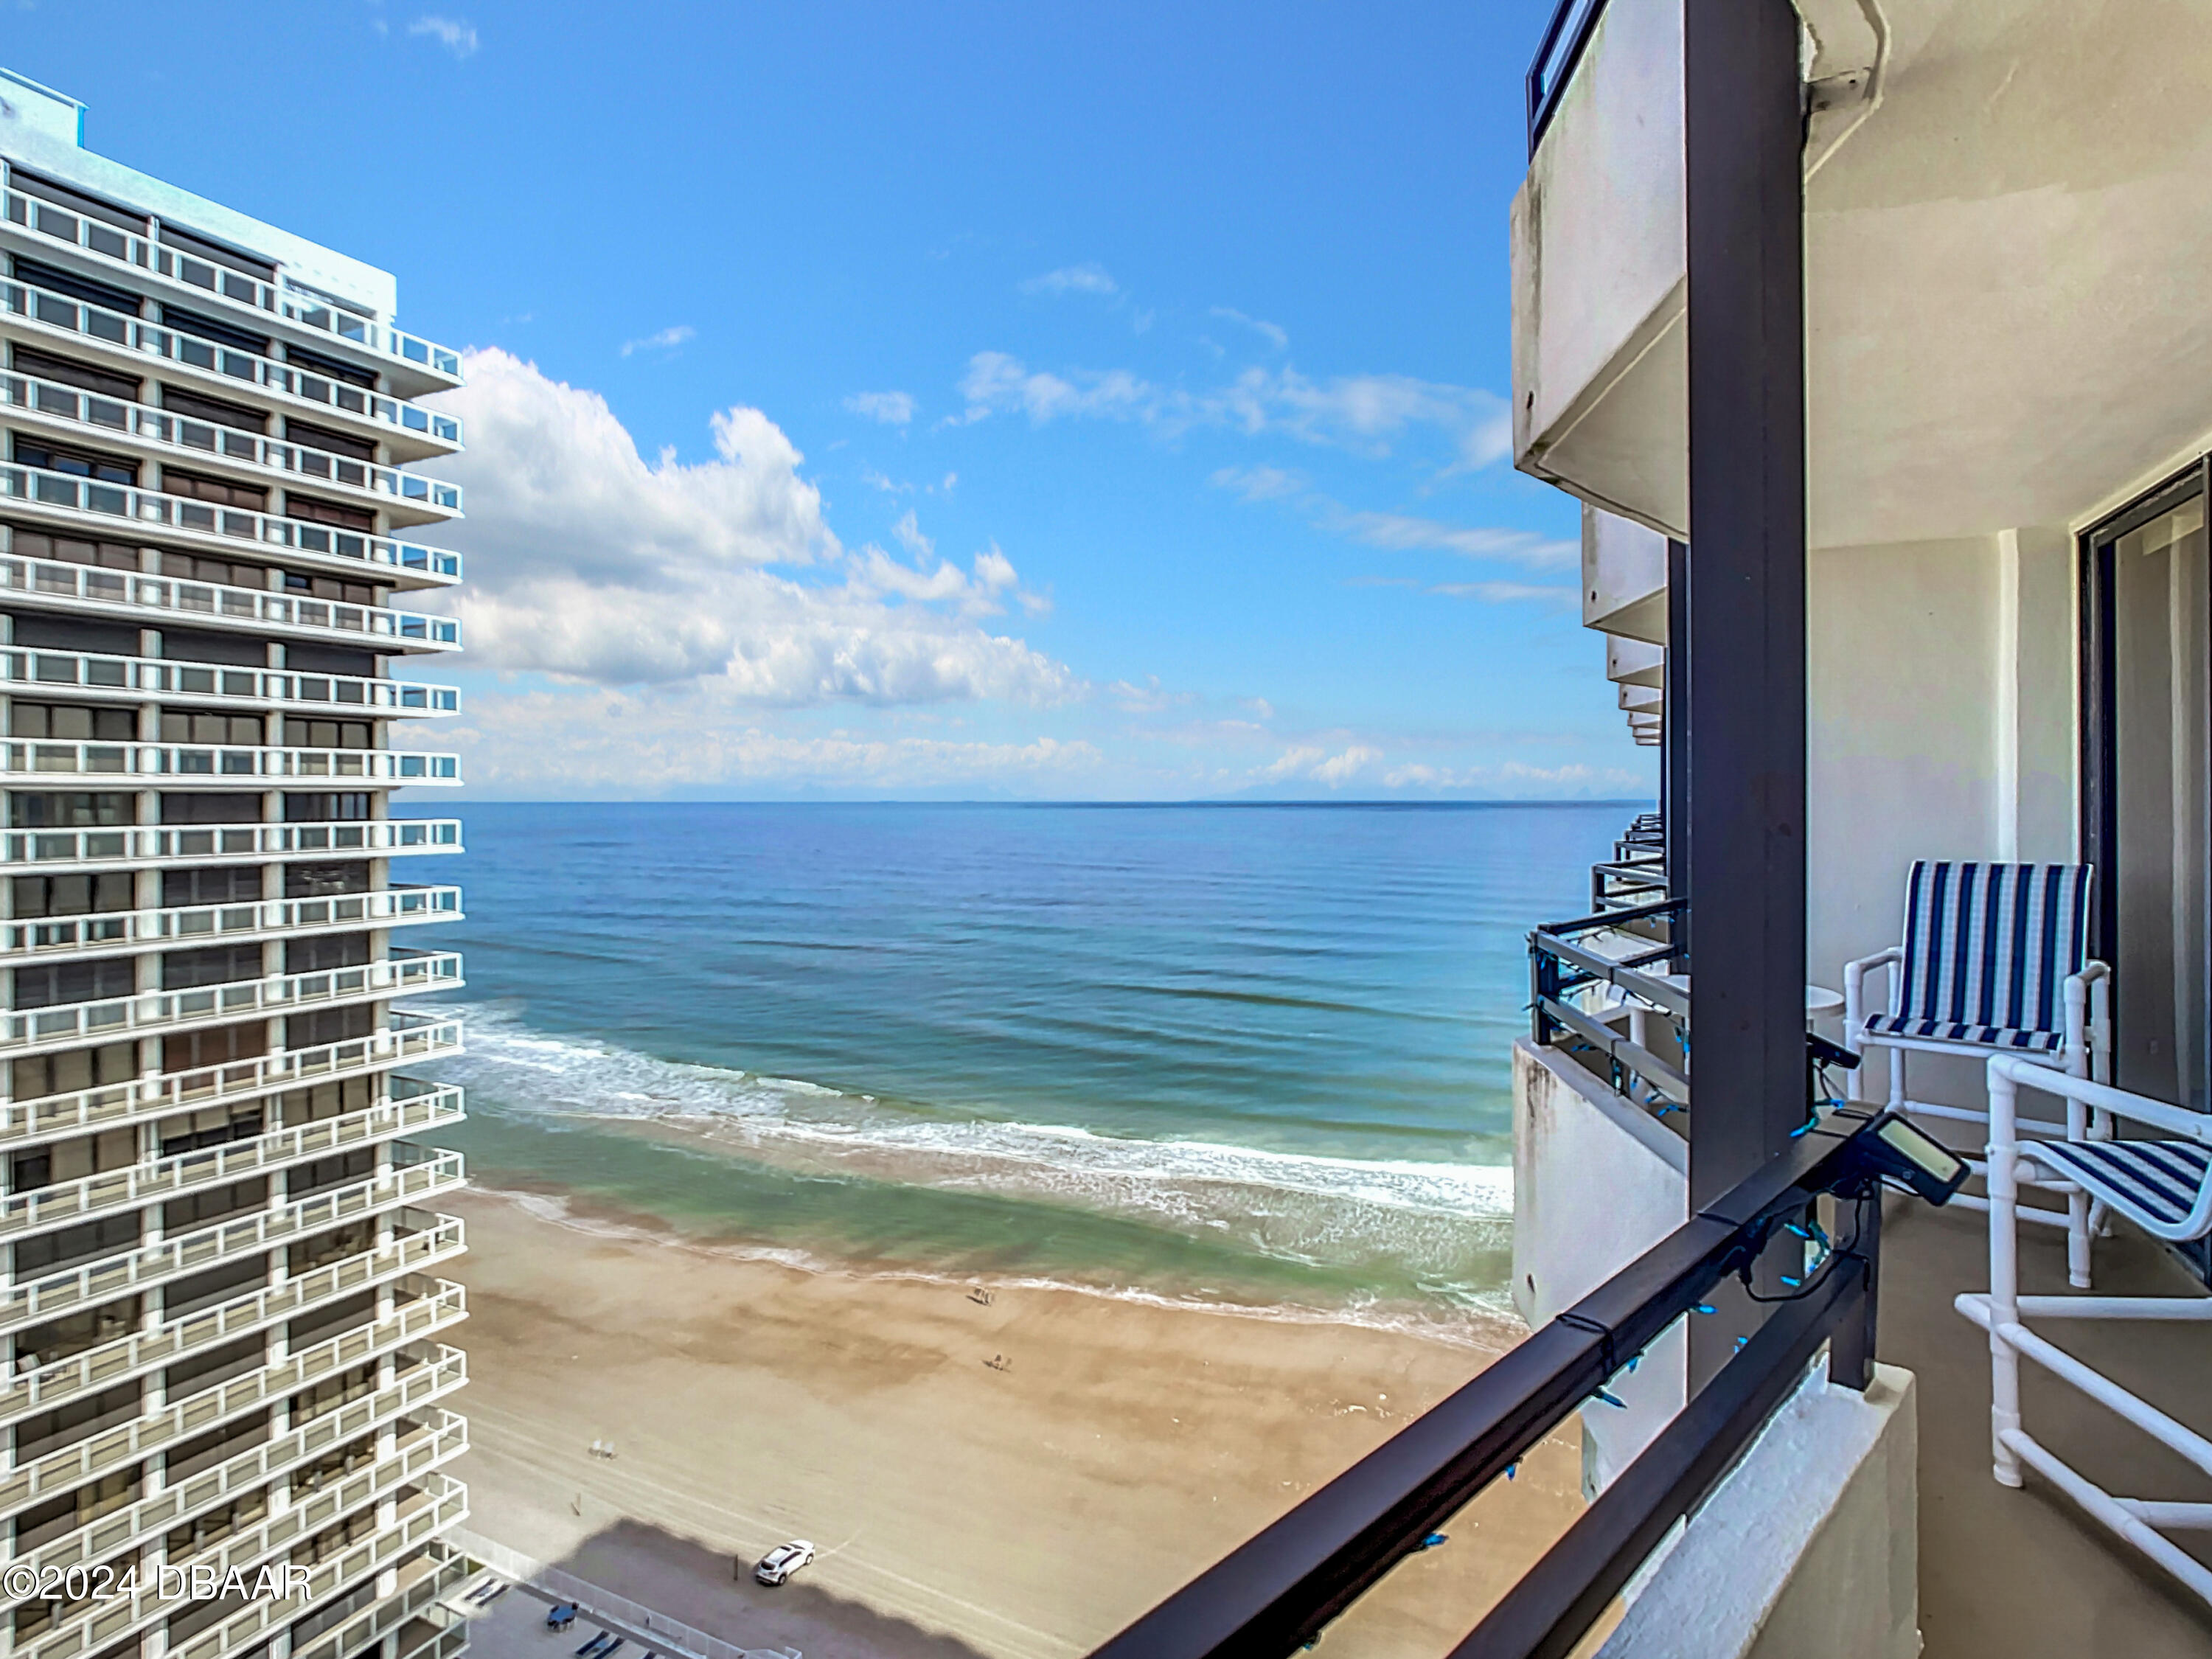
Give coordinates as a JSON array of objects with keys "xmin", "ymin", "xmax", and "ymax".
[{"xmin": 1512, "ymin": 1038, "xmax": 1688, "ymax": 1499}]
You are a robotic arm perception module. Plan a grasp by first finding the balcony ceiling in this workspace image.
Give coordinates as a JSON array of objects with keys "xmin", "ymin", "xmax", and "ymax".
[{"xmin": 1515, "ymin": 0, "xmax": 2212, "ymax": 548}]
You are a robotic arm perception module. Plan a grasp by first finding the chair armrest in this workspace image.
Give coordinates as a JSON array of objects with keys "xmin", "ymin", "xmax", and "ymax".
[
  {"xmin": 1843, "ymin": 947, "xmax": 1904, "ymax": 1043},
  {"xmin": 1989, "ymin": 1052, "xmax": 2212, "ymax": 1144}
]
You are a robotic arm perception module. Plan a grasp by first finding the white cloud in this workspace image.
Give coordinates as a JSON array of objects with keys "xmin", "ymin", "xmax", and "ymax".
[
  {"xmin": 620, "ymin": 324, "xmax": 695, "ymax": 358},
  {"xmin": 1208, "ymin": 465, "xmax": 1307, "ymax": 503},
  {"xmin": 407, "ymin": 14, "xmax": 477, "ymax": 56},
  {"xmin": 1210, "ymin": 307, "xmax": 1289, "ymax": 351},
  {"xmin": 1259, "ymin": 744, "xmax": 1380, "ymax": 785},
  {"xmin": 1427, "ymin": 581, "xmax": 1577, "ymax": 606},
  {"xmin": 1020, "ymin": 263, "xmax": 1119, "ymax": 297},
  {"xmin": 891, "ymin": 510, "xmax": 933, "ymax": 560},
  {"xmin": 845, "ymin": 390, "xmax": 916, "ymax": 425},
  {"xmin": 431, "ymin": 686, "xmax": 1105, "ymax": 793},
  {"xmin": 1333, "ymin": 510, "xmax": 1575, "ymax": 570},
  {"xmin": 419, "ymin": 349, "xmax": 1073, "ymax": 704},
  {"xmin": 1382, "ymin": 761, "xmax": 1647, "ymax": 794},
  {"xmin": 959, "ymin": 352, "xmax": 1509, "ymax": 466}
]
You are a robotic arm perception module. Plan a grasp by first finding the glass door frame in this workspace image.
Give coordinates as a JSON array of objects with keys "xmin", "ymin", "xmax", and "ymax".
[{"xmin": 2079, "ymin": 453, "xmax": 2212, "ymax": 1065}]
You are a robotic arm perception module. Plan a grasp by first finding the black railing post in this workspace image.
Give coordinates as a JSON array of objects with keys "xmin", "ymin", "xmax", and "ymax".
[
  {"xmin": 1683, "ymin": 0, "xmax": 1809, "ymax": 1385},
  {"xmin": 1828, "ymin": 1192, "xmax": 1881, "ymax": 1391},
  {"xmin": 1663, "ymin": 537, "xmax": 1690, "ymax": 965}
]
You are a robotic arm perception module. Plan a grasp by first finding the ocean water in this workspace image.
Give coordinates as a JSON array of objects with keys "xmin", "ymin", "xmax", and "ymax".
[{"xmin": 410, "ymin": 801, "xmax": 1637, "ymax": 1326}]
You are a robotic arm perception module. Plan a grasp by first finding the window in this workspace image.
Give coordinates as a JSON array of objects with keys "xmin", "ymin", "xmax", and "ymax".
[
  {"xmin": 163, "ymin": 866, "xmax": 262, "ymax": 908},
  {"xmin": 7, "ymin": 529, "xmax": 139, "ymax": 572},
  {"xmin": 286, "ymin": 933, "xmax": 369, "ymax": 975},
  {"xmin": 11, "ymin": 1042, "xmax": 137, "ymax": 1105},
  {"xmin": 282, "ymin": 343, "xmax": 376, "ymax": 390},
  {"xmin": 159, "ymin": 709, "xmax": 262, "ymax": 746},
  {"xmin": 156, "ymin": 223, "xmax": 274, "ymax": 282},
  {"xmin": 161, "ymin": 1020, "xmax": 265, "ymax": 1074},
  {"xmin": 14, "ymin": 1213, "xmax": 139, "ymax": 1279},
  {"xmin": 10, "ymin": 613, "xmax": 137, "ymax": 654},
  {"xmin": 161, "ymin": 470, "xmax": 265, "ymax": 512},
  {"xmin": 10, "ymin": 439, "xmax": 136, "ymax": 487},
  {"xmin": 282, "ymin": 717, "xmax": 372, "ymax": 751},
  {"xmin": 289, "ymin": 1005, "xmax": 371, "ymax": 1048},
  {"xmin": 159, "ymin": 386, "xmax": 266, "ymax": 435},
  {"xmin": 159, "ymin": 551, "xmax": 269, "ymax": 590},
  {"xmin": 285, "ymin": 862, "xmax": 368, "ymax": 899},
  {"xmin": 10, "ymin": 793, "xmax": 131, "ymax": 830},
  {"xmin": 10, "ymin": 703, "xmax": 133, "ymax": 742},
  {"xmin": 159, "ymin": 793, "xmax": 260, "ymax": 827},
  {"xmin": 8, "ymin": 170, "xmax": 147, "ymax": 236},
  {"xmin": 155, "ymin": 304, "xmax": 268, "ymax": 357},
  {"xmin": 13, "ymin": 873, "xmax": 133, "ymax": 918},
  {"xmin": 282, "ymin": 420, "xmax": 374, "ymax": 462},
  {"xmin": 161, "ymin": 944, "xmax": 264, "ymax": 992},
  {"xmin": 282, "ymin": 494, "xmax": 374, "ymax": 532},
  {"xmin": 280, "ymin": 570, "xmax": 375, "ymax": 605},
  {"xmin": 158, "ymin": 627, "xmax": 263, "ymax": 669},
  {"xmin": 9, "ymin": 346, "xmax": 140, "ymax": 402},
  {"xmin": 10, "ymin": 256, "xmax": 142, "ymax": 317},
  {"xmin": 287, "ymin": 644, "xmax": 377, "ymax": 677},
  {"xmin": 283, "ymin": 793, "xmax": 372, "ymax": 824},
  {"xmin": 162, "ymin": 1175, "xmax": 267, "ymax": 1230},
  {"xmin": 13, "ymin": 958, "xmax": 133, "ymax": 1011}
]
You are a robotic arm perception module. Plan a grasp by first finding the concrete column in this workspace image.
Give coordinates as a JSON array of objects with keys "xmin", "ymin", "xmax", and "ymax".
[{"xmin": 1995, "ymin": 526, "xmax": 2078, "ymax": 863}]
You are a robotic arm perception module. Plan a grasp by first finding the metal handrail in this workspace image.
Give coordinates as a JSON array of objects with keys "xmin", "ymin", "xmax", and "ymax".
[
  {"xmin": 0, "ymin": 818, "xmax": 463, "ymax": 871},
  {"xmin": 1087, "ymin": 1110, "xmax": 1902, "ymax": 1657},
  {"xmin": 1527, "ymin": 0, "xmax": 1613, "ymax": 157},
  {"xmin": 1531, "ymin": 898, "xmax": 1690, "ymax": 1110}
]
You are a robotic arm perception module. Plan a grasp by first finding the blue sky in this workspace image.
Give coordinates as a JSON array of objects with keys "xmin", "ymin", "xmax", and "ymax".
[{"xmin": 7, "ymin": 1, "xmax": 1652, "ymax": 801}]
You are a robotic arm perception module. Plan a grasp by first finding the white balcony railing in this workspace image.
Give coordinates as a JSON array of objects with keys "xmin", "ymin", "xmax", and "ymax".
[
  {"xmin": 4, "ymin": 372, "xmax": 463, "ymax": 515},
  {"xmin": 0, "ymin": 1151, "xmax": 466, "ymax": 1332},
  {"xmin": 0, "ymin": 1290, "xmax": 465, "ymax": 1520},
  {"xmin": 166, "ymin": 1473, "xmax": 469, "ymax": 1659},
  {"xmin": 0, "ymin": 647, "xmax": 459, "ymax": 717},
  {"xmin": 0, "ymin": 947, "xmax": 464, "ymax": 1055},
  {"xmin": 0, "ymin": 1090, "xmax": 465, "ymax": 1245},
  {"xmin": 288, "ymin": 1545, "xmax": 471, "ymax": 1659},
  {"xmin": 1, "ymin": 884, "xmax": 461, "ymax": 959},
  {"xmin": 14, "ymin": 1360, "xmax": 465, "ymax": 1578},
  {"xmin": 0, "ymin": 547, "xmax": 460, "ymax": 651},
  {"xmin": 0, "ymin": 1020, "xmax": 462, "ymax": 1144},
  {"xmin": 0, "ymin": 1213, "xmax": 467, "ymax": 1424},
  {"xmin": 17, "ymin": 1428, "xmax": 468, "ymax": 1659},
  {"xmin": 1, "ymin": 818, "xmax": 463, "ymax": 872},
  {"xmin": 1, "ymin": 464, "xmax": 462, "ymax": 584},
  {"xmin": 0, "ymin": 739, "xmax": 462, "ymax": 786},
  {"xmin": 1, "ymin": 280, "xmax": 463, "ymax": 446},
  {"xmin": 2, "ymin": 194, "xmax": 465, "ymax": 386}
]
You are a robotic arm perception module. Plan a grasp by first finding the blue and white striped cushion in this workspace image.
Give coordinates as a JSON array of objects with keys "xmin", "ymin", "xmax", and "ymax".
[
  {"xmin": 1863, "ymin": 1015, "xmax": 2065, "ymax": 1053},
  {"xmin": 2030, "ymin": 1140, "xmax": 2212, "ymax": 1234},
  {"xmin": 1893, "ymin": 863, "xmax": 2092, "ymax": 1046}
]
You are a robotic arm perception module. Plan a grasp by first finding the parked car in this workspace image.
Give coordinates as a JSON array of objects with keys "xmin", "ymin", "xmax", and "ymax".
[{"xmin": 753, "ymin": 1541, "xmax": 815, "ymax": 1586}]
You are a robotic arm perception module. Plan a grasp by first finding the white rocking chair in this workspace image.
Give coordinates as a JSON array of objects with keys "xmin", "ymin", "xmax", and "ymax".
[{"xmin": 1957, "ymin": 1054, "xmax": 2212, "ymax": 1607}]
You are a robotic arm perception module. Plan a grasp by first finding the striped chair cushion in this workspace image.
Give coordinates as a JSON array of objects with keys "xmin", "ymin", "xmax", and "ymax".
[
  {"xmin": 1863, "ymin": 1015, "xmax": 2065, "ymax": 1053},
  {"xmin": 1889, "ymin": 862, "xmax": 2093, "ymax": 1048},
  {"xmin": 2028, "ymin": 1139, "xmax": 2212, "ymax": 1236}
]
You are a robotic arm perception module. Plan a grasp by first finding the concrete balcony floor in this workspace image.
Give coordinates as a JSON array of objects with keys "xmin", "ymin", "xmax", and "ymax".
[{"xmin": 1881, "ymin": 1192, "xmax": 2212, "ymax": 1655}]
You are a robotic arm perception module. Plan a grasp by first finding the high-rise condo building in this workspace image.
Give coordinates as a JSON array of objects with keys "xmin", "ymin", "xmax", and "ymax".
[{"xmin": 0, "ymin": 66, "xmax": 471, "ymax": 1659}]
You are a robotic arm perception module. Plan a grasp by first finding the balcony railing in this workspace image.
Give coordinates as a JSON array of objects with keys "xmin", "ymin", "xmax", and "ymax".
[
  {"xmin": 0, "ymin": 1287, "xmax": 465, "ymax": 1520},
  {"xmin": 0, "ymin": 1213, "xmax": 466, "ymax": 1424},
  {"xmin": 3, "ymin": 192, "xmax": 465, "ymax": 384},
  {"xmin": 1086, "ymin": 1111, "xmax": 1939, "ymax": 1658},
  {"xmin": 1531, "ymin": 897, "xmax": 1690, "ymax": 1116},
  {"xmin": 1, "ymin": 885, "xmax": 462, "ymax": 959},
  {"xmin": 0, "ymin": 1021, "xmax": 462, "ymax": 1144},
  {"xmin": 18, "ymin": 1430, "xmax": 468, "ymax": 1659},
  {"xmin": 4, "ymin": 372, "xmax": 462, "ymax": 515},
  {"xmin": 0, "ymin": 546, "xmax": 460, "ymax": 651},
  {"xmin": 0, "ymin": 1150, "xmax": 465, "ymax": 1333},
  {"xmin": 2, "ymin": 464, "xmax": 462, "ymax": 583},
  {"xmin": 288, "ymin": 1534, "xmax": 471, "ymax": 1659},
  {"xmin": 0, "ymin": 739, "xmax": 462, "ymax": 786},
  {"xmin": 0, "ymin": 1087, "xmax": 462, "ymax": 1239},
  {"xmin": 1, "ymin": 647, "xmax": 459, "ymax": 717},
  {"xmin": 1, "ymin": 280, "xmax": 463, "ymax": 446},
  {"xmin": 167, "ymin": 1470, "xmax": 467, "ymax": 1659},
  {"xmin": 1526, "ymin": 0, "xmax": 1612, "ymax": 155},
  {"xmin": 12, "ymin": 1357, "xmax": 464, "ymax": 1576},
  {"xmin": 1, "ymin": 818, "xmax": 463, "ymax": 872}
]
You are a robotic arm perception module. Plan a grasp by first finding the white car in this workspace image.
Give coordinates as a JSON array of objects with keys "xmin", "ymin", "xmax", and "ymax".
[{"xmin": 754, "ymin": 1541, "xmax": 815, "ymax": 1587}]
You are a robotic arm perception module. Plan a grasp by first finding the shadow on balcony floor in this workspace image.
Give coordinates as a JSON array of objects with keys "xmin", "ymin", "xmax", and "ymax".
[{"xmin": 1881, "ymin": 1195, "xmax": 2212, "ymax": 1656}]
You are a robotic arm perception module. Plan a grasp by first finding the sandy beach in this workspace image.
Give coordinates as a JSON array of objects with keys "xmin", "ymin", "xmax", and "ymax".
[{"xmin": 444, "ymin": 1185, "xmax": 1586, "ymax": 1658}]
